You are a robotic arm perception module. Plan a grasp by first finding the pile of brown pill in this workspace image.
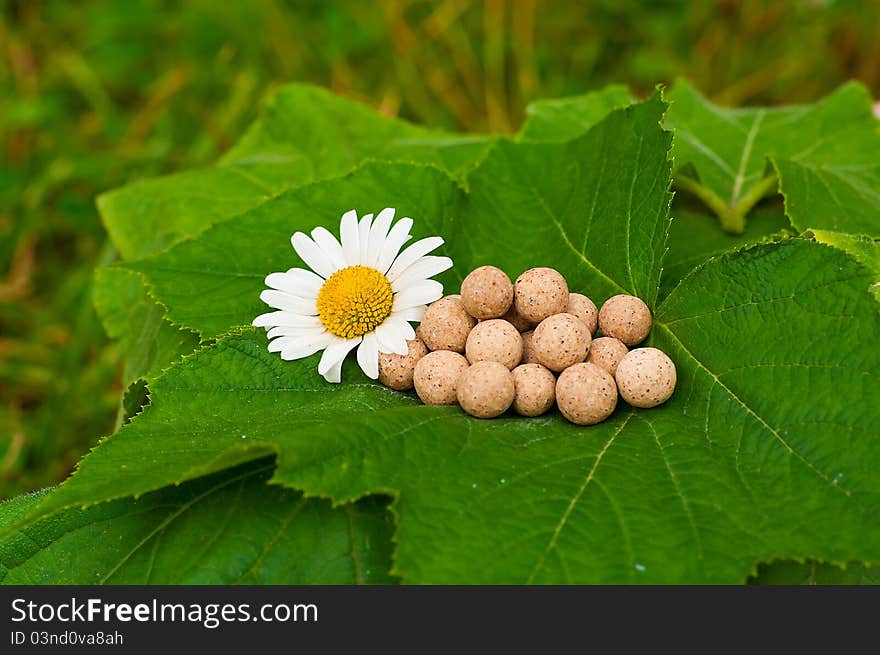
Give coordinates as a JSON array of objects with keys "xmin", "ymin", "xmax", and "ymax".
[{"xmin": 377, "ymin": 265, "xmax": 677, "ymax": 424}]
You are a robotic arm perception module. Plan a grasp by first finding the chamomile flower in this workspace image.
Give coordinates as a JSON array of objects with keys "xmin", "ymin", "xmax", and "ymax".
[{"xmin": 253, "ymin": 208, "xmax": 452, "ymax": 383}]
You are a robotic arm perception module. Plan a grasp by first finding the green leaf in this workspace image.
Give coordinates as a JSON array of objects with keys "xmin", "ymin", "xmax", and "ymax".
[
  {"xmin": 463, "ymin": 92, "xmax": 672, "ymax": 308},
  {"xmin": 98, "ymin": 84, "xmax": 494, "ymax": 262},
  {"xmin": 667, "ymin": 80, "xmax": 880, "ymax": 235},
  {"xmin": 0, "ymin": 460, "xmax": 395, "ymax": 584},
  {"xmin": 808, "ymin": 230, "xmax": 880, "ymax": 303},
  {"xmin": 517, "ymin": 85, "xmax": 633, "ymax": 141},
  {"xmin": 93, "ymin": 267, "xmax": 200, "ymax": 384},
  {"xmin": 16, "ymin": 239, "xmax": 880, "ymax": 583},
  {"xmin": 751, "ymin": 560, "xmax": 879, "ymax": 585},
  {"xmin": 661, "ymin": 205, "xmax": 792, "ymax": 299},
  {"xmin": 13, "ymin": 81, "xmax": 880, "ymax": 588},
  {"xmin": 124, "ymin": 163, "xmax": 464, "ymax": 339},
  {"xmin": 13, "ymin": 83, "xmax": 880, "ymax": 584},
  {"xmin": 127, "ymin": 93, "xmax": 672, "ymax": 340}
]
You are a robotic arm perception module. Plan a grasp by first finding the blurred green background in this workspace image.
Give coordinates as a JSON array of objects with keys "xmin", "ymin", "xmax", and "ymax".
[{"xmin": 2, "ymin": 0, "xmax": 878, "ymax": 499}]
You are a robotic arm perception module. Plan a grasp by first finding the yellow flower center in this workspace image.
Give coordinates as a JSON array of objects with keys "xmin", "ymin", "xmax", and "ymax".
[{"xmin": 316, "ymin": 266, "xmax": 394, "ymax": 338}]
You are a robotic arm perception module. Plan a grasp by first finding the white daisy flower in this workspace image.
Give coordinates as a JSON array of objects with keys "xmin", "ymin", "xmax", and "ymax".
[{"xmin": 253, "ymin": 208, "xmax": 452, "ymax": 383}]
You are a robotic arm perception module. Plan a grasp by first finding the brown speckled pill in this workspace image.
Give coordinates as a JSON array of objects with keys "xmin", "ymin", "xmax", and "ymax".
[
  {"xmin": 465, "ymin": 319, "xmax": 523, "ymax": 370},
  {"xmin": 556, "ymin": 362, "xmax": 618, "ymax": 426},
  {"xmin": 511, "ymin": 363, "xmax": 556, "ymax": 417},
  {"xmin": 586, "ymin": 336, "xmax": 629, "ymax": 376},
  {"xmin": 457, "ymin": 361, "xmax": 515, "ymax": 419},
  {"xmin": 419, "ymin": 295, "xmax": 476, "ymax": 353},
  {"xmin": 531, "ymin": 313, "xmax": 591, "ymax": 373},
  {"xmin": 598, "ymin": 294, "xmax": 652, "ymax": 346},
  {"xmin": 461, "ymin": 266, "xmax": 514, "ymax": 319},
  {"xmin": 413, "ymin": 350, "xmax": 469, "ymax": 405},
  {"xmin": 520, "ymin": 330, "xmax": 540, "ymax": 364},
  {"xmin": 378, "ymin": 338, "xmax": 430, "ymax": 391},
  {"xmin": 615, "ymin": 347, "xmax": 676, "ymax": 408},
  {"xmin": 499, "ymin": 303, "xmax": 535, "ymax": 332},
  {"xmin": 567, "ymin": 293, "xmax": 599, "ymax": 335},
  {"xmin": 514, "ymin": 267, "xmax": 569, "ymax": 323}
]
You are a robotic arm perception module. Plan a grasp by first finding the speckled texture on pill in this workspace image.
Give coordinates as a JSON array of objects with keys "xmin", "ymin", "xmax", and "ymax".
[
  {"xmin": 378, "ymin": 338, "xmax": 430, "ymax": 391},
  {"xmin": 615, "ymin": 347, "xmax": 676, "ymax": 408},
  {"xmin": 461, "ymin": 266, "xmax": 514, "ymax": 319},
  {"xmin": 586, "ymin": 336, "xmax": 629, "ymax": 376},
  {"xmin": 499, "ymin": 303, "xmax": 535, "ymax": 332},
  {"xmin": 419, "ymin": 295, "xmax": 476, "ymax": 353},
  {"xmin": 567, "ymin": 293, "xmax": 598, "ymax": 335},
  {"xmin": 514, "ymin": 267, "xmax": 569, "ymax": 323},
  {"xmin": 556, "ymin": 362, "xmax": 618, "ymax": 425},
  {"xmin": 465, "ymin": 319, "xmax": 523, "ymax": 370},
  {"xmin": 511, "ymin": 363, "xmax": 556, "ymax": 417},
  {"xmin": 597, "ymin": 294, "xmax": 652, "ymax": 346},
  {"xmin": 457, "ymin": 361, "xmax": 515, "ymax": 419},
  {"xmin": 413, "ymin": 350, "xmax": 469, "ymax": 405},
  {"xmin": 520, "ymin": 330, "xmax": 540, "ymax": 364},
  {"xmin": 531, "ymin": 313, "xmax": 591, "ymax": 373}
]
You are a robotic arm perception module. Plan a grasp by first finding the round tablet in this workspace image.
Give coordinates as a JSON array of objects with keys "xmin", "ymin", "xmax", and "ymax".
[
  {"xmin": 378, "ymin": 338, "xmax": 430, "ymax": 390},
  {"xmin": 413, "ymin": 350, "xmax": 469, "ymax": 405},
  {"xmin": 457, "ymin": 361, "xmax": 515, "ymax": 419},
  {"xmin": 419, "ymin": 295, "xmax": 476, "ymax": 353},
  {"xmin": 514, "ymin": 267, "xmax": 569, "ymax": 323},
  {"xmin": 586, "ymin": 336, "xmax": 628, "ymax": 376},
  {"xmin": 465, "ymin": 319, "xmax": 523, "ymax": 370},
  {"xmin": 615, "ymin": 347, "xmax": 677, "ymax": 408},
  {"xmin": 567, "ymin": 293, "xmax": 598, "ymax": 335},
  {"xmin": 511, "ymin": 363, "xmax": 556, "ymax": 417},
  {"xmin": 530, "ymin": 313, "xmax": 591, "ymax": 373},
  {"xmin": 597, "ymin": 294, "xmax": 652, "ymax": 346},
  {"xmin": 460, "ymin": 266, "xmax": 514, "ymax": 319},
  {"xmin": 556, "ymin": 362, "xmax": 618, "ymax": 426}
]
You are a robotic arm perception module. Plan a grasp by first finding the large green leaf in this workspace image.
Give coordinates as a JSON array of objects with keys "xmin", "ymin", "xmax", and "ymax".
[
  {"xmin": 11, "ymin": 238, "xmax": 880, "ymax": 583},
  {"xmin": 125, "ymin": 93, "xmax": 671, "ymax": 341},
  {"xmin": 808, "ymin": 230, "xmax": 880, "ymax": 303},
  {"xmin": 92, "ymin": 82, "xmax": 638, "ymax": 382},
  {"xmin": 98, "ymin": 84, "xmax": 493, "ymax": 262},
  {"xmin": 517, "ymin": 85, "xmax": 633, "ymax": 140},
  {"xmin": 0, "ymin": 460, "xmax": 395, "ymax": 584},
  {"xmin": 9, "ymin": 85, "xmax": 880, "ymax": 582},
  {"xmin": 93, "ymin": 267, "xmax": 200, "ymax": 385},
  {"xmin": 661, "ymin": 205, "xmax": 792, "ymax": 299},
  {"xmin": 667, "ymin": 80, "xmax": 880, "ymax": 235}
]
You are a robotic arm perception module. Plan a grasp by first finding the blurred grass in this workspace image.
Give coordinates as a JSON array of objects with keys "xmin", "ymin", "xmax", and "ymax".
[{"xmin": 1, "ymin": 0, "xmax": 878, "ymax": 498}]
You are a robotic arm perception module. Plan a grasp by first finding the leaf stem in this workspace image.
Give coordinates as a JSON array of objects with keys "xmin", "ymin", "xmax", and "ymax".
[
  {"xmin": 734, "ymin": 172, "xmax": 778, "ymax": 218},
  {"xmin": 673, "ymin": 173, "xmax": 778, "ymax": 235}
]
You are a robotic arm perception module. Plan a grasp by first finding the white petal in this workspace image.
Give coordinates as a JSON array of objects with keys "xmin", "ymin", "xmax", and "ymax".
[
  {"xmin": 376, "ymin": 217, "xmax": 413, "ymax": 274},
  {"xmin": 266, "ymin": 324, "xmax": 327, "ymax": 340},
  {"xmin": 392, "ymin": 280, "xmax": 444, "ymax": 312},
  {"xmin": 310, "ymin": 226, "xmax": 346, "ymax": 272},
  {"xmin": 366, "ymin": 207, "xmax": 395, "ymax": 268},
  {"xmin": 386, "ymin": 236, "xmax": 445, "ymax": 282},
  {"xmin": 253, "ymin": 311, "xmax": 321, "ymax": 329},
  {"xmin": 266, "ymin": 269, "xmax": 323, "ymax": 299},
  {"xmin": 358, "ymin": 214, "xmax": 373, "ymax": 266},
  {"xmin": 375, "ymin": 320, "xmax": 409, "ymax": 356},
  {"xmin": 357, "ymin": 332, "xmax": 380, "ymax": 379},
  {"xmin": 280, "ymin": 332, "xmax": 333, "ymax": 361},
  {"xmin": 390, "ymin": 256, "xmax": 453, "ymax": 293},
  {"xmin": 389, "ymin": 315, "xmax": 417, "ymax": 341},
  {"xmin": 268, "ymin": 334, "xmax": 328, "ymax": 358},
  {"xmin": 393, "ymin": 305, "xmax": 427, "ymax": 323},
  {"xmin": 318, "ymin": 336, "xmax": 361, "ymax": 383},
  {"xmin": 259, "ymin": 290, "xmax": 317, "ymax": 315},
  {"xmin": 291, "ymin": 232, "xmax": 336, "ymax": 279},
  {"xmin": 339, "ymin": 210, "xmax": 360, "ymax": 266}
]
